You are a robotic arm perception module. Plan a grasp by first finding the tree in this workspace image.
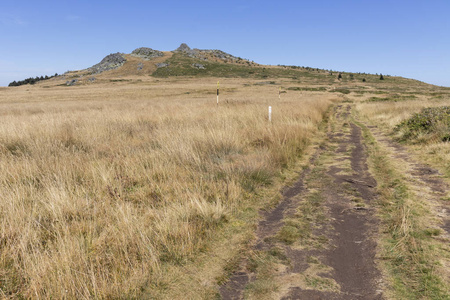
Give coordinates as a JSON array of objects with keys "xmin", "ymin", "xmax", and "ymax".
[
  {"xmin": 380, "ymin": 74, "xmax": 384, "ymax": 80},
  {"xmin": 362, "ymin": 78, "xmax": 366, "ymax": 82},
  {"xmin": 338, "ymin": 73, "xmax": 342, "ymax": 80}
]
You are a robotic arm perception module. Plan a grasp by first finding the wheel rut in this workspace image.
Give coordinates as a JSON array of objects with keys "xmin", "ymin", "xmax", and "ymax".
[
  {"xmin": 220, "ymin": 105, "xmax": 384, "ymax": 299},
  {"xmin": 368, "ymin": 128, "xmax": 450, "ymax": 238}
]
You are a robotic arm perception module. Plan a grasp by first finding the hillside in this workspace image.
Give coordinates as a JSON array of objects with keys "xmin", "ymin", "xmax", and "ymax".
[{"xmin": 12, "ymin": 43, "xmax": 433, "ymax": 90}]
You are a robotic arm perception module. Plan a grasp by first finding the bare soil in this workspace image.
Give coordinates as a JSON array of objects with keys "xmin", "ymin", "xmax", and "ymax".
[
  {"xmin": 220, "ymin": 102, "xmax": 450, "ymax": 299},
  {"xmin": 282, "ymin": 106, "xmax": 383, "ymax": 299},
  {"xmin": 220, "ymin": 105, "xmax": 384, "ymax": 299}
]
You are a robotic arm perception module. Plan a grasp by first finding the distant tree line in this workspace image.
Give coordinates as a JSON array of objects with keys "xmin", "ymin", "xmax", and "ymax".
[
  {"xmin": 276, "ymin": 64, "xmax": 390, "ymax": 81},
  {"xmin": 8, "ymin": 73, "xmax": 59, "ymax": 87}
]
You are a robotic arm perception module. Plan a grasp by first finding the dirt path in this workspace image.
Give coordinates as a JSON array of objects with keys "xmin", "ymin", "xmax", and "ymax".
[
  {"xmin": 365, "ymin": 124, "xmax": 450, "ymax": 286},
  {"xmin": 220, "ymin": 105, "xmax": 384, "ymax": 299},
  {"xmin": 367, "ymin": 126, "xmax": 450, "ymax": 237}
]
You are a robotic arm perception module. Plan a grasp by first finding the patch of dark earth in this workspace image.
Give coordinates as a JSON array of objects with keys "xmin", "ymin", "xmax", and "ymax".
[
  {"xmin": 219, "ymin": 150, "xmax": 322, "ymax": 300},
  {"xmin": 220, "ymin": 105, "xmax": 384, "ymax": 299},
  {"xmin": 284, "ymin": 107, "xmax": 383, "ymax": 300}
]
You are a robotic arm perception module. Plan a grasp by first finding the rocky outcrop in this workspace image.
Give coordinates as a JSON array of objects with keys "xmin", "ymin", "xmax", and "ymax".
[
  {"xmin": 174, "ymin": 44, "xmax": 241, "ymax": 62},
  {"xmin": 156, "ymin": 63, "xmax": 169, "ymax": 68},
  {"xmin": 201, "ymin": 49, "xmax": 241, "ymax": 62},
  {"xmin": 192, "ymin": 63, "xmax": 205, "ymax": 69},
  {"xmin": 131, "ymin": 47, "xmax": 164, "ymax": 60},
  {"xmin": 174, "ymin": 43, "xmax": 202, "ymax": 58},
  {"xmin": 89, "ymin": 53, "xmax": 126, "ymax": 74},
  {"xmin": 66, "ymin": 79, "xmax": 78, "ymax": 86},
  {"xmin": 175, "ymin": 43, "xmax": 191, "ymax": 52}
]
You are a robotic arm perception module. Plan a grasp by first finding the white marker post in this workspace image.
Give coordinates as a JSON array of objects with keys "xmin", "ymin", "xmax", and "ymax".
[
  {"xmin": 217, "ymin": 81, "xmax": 219, "ymax": 105},
  {"xmin": 278, "ymin": 87, "xmax": 281, "ymax": 99},
  {"xmin": 268, "ymin": 106, "xmax": 272, "ymax": 122}
]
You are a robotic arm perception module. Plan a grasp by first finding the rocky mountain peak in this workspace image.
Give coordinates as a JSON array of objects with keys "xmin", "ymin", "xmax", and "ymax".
[{"xmin": 175, "ymin": 43, "xmax": 191, "ymax": 52}]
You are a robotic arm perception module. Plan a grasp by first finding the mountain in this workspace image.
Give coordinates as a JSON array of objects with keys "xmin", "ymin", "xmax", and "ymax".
[
  {"xmin": 10, "ymin": 43, "xmax": 432, "ymax": 87},
  {"xmin": 59, "ymin": 44, "xmax": 390, "ymax": 82}
]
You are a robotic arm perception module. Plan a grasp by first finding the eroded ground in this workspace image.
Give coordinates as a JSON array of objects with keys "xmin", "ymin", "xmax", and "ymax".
[{"xmin": 220, "ymin": 103, "xmax": 450, "ymax": 299}]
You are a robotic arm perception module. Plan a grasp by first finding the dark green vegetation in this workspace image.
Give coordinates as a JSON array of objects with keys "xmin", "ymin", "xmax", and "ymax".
[
  {"xmin": 329, "ymin": 88, "xmax": 351, "ymax": 94},
  {"xmin": 395, "ymin": 106, "xmax": 450, "ymax": 143},
  {"xmin": 152, "ymin": 53, "xmax": 324, "ymax": 79},
  {"xmin": 287, "ymin": 87, "xmax": 327, "ymax": 92},
  {"xmin": 151, "ymin": 52, "xmax": 405, "ymax": 83},
  {"xmin": 366, "ymin": 94, "xmax": 417, "ymax": 102},
  {"xmin": 9, "ymin": 73, "xmax": 58, "ymax": 86}
]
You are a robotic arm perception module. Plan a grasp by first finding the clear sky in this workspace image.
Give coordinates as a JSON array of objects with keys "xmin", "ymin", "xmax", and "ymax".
[{"xmin": 1, "ymin": 0, "xmax": 449, "ymax": 87}]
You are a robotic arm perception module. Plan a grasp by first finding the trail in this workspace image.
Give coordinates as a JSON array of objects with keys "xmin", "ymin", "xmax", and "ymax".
[
  {"xmin": 220, "ymin": 102, "xmax": 450, "ymax": 299},
  {"xmin": 220, "ymin": 104, "xmax": 384, "ymax": 299},
  {"xmin": 367, "ymin": 126, "xmax": 450, "ymax": 237}
]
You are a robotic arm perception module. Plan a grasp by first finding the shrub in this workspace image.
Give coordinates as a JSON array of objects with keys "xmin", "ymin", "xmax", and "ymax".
[{"xmin": 394, "ymin": 106, "xmax": 450, "ymax": 143}]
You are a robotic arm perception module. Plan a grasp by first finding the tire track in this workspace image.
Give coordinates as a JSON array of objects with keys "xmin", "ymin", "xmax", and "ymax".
[{"xmin": 220, "ymin": 105, "xmax": 384, "ymax": 299}]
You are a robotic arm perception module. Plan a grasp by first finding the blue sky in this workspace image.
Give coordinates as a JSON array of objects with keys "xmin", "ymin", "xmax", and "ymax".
[{"xmin": 1, "ymin": 0, "xmax": 449, "ymax": 87}]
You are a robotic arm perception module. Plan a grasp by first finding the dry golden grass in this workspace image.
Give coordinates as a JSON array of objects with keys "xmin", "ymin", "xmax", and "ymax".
[
  {"xmin": 352, "ymin": 89, "xmax": 450, "ymax": 298},
  {"xmin": 0, "ymin": 77, "xmax": 334, "ymax": 298},
  {"xmin": 354, "ymin": 94, "xmax": 450, "ymax": 175}
]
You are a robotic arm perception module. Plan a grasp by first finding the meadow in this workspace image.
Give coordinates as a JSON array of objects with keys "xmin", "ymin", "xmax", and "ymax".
[
  {"xmin": 1, "ymin": 72, "xmax": 449, "ymax": 298},
  {"xmin": 355, "ymin": 90, "xmax": 450, "ymax": 176},
  {"xmin": 0, "ymin": 77, "xmax": 334, "ymax": 298}
]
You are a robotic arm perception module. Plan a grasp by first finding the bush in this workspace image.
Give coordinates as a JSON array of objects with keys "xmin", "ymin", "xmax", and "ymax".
[{"xmin": 394, "ymin": 106, "xmax": 450, "ymax": 143}]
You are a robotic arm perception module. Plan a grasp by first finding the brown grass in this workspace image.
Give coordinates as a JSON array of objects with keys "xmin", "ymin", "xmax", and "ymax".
[
  {"xmin": 352, "ymin": 89, "xmax": 450, "ymax": 298},
  {"xmin": 354, "ymin": 93, "xmax": 450, "ymax": 175},
  {"xmin": 0, "ymin": 77, "xmax": 334, "ymax": 298}
]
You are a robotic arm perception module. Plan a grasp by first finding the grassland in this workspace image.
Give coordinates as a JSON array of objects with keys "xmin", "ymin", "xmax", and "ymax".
[
  {"xmin": 0, "ymin": 77, "xmax": 334, "ymax": 298},
  {"xmin": 1, "ymin": 59, "xmax": 449, "ymax": 298}
]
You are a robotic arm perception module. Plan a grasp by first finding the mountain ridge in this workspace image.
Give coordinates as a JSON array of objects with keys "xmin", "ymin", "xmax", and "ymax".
[{"xmin": 7, "ymin": 43, "xmax": 437, "ymax": 88}]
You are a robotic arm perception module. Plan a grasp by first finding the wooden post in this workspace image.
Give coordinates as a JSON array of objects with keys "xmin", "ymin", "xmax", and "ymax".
[
  {"xmin": 268, "ymin": 106, "xmax": 272, "ymax": 122},
  {"xmin": 217, "ymin": 81, "xmax": 219, "ymax": 105}
]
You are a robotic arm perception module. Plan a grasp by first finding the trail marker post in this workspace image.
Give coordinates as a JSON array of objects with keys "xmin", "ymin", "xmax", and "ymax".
[
  {"xmin": 217, "ymin": 81, "xmax": 219, "ymax": 105},
  {"xmin": 268, "ymin": 106, "xmax": 272, "ymax": 122}
]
